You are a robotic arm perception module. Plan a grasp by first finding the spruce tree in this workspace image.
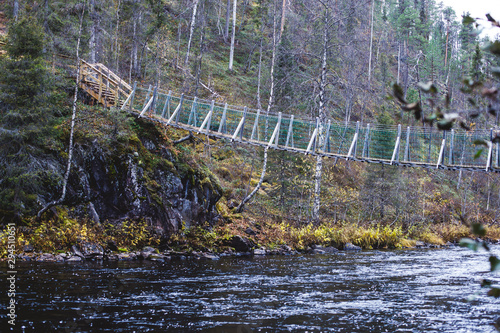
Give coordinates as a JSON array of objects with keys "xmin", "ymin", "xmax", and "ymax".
[{"xmin": 0, "ymin": 18, "xmax": 60, "ymax": 221}]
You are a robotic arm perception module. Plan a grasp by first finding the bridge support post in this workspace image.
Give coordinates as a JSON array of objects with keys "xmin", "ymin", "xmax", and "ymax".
[
  {"xmin": 285, "ymin": 115, "xmax": 294, "ymax": 148},
  {"xmin": 139, "ymin": 89, "xmax": 155, "ymax": 118},
  {"xmin": 347, "ymin": 121, "xmax": 360, "ymax": 159},
  {"xmin": 151, "ymin": 85, "xmax": 158, "ymax": 115},
  {"xmin": 306, "ymin": 118, "xmax": 319, "ymax": 154},
  {"xmin": 436, "ymin": 131, "xmax": 446, "ymax": 169},
  {"xmin": 121, "ymin": 81, "xmax": 137, "ymax": 111},
  {"xmin": 390, "ymin": 124, "xmax": 401, "ymax": 165},
  {"xmin": 404, "ymin": 126, "xmax": 410, "ymax": 162},
  {"xmin": 161, "ymin": 91, "xmax": 172, "ymax": 118},
  {"xmin": 241, "ymin": 107, "xmax": 248, "ymax": 141},
  {"xmin": 198, "ymin": 100, "xmax": 214, "ymax": 135},
  {"xmin": 323, "ymin": 120, "xmax": 331, "ymax": 153},
  {"xmin": 167, "ymin": 94, "xmax": 184, "ymax": 125},
  {"xmin": 268, "ymin": 112, "xmax": 282, "ymax": 148},
  {"xmin": 486, "ymin": 129, "xmax": 494, "ymax": 171},
  {"xmin": 496, "ymin": 141, "xmax": 499, "ymax": 168},
  {"xmin": 142, "ymin": 85, "xmax": 152, "ymax": 111},
  {"xmin": 188, "ymin": 97, "xmax": 198, "ymax": 126},
  {"xmin": 251, "ymin": 109, "xmax": 261, "ymax": 141},
  {"xmin": 218, "ymin": 103, "xmax": 228, "ymax": 134},
  {"xmin": 231, "ymin": 107, "xmax": 248, "ymax": 141},
  {"xmin": 362, "ymin": 124, "xmax": 370, "ymax": 158},
  {"xmin": 449, "ymin": 129, "xmax": 454, "ymax": 165},
  {"xmin": 313, "ymin": 118, "xmax": 319, "ymax": 152}
]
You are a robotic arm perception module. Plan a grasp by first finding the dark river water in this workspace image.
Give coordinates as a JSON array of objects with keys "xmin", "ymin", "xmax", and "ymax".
[{"xmin": 1, "ymin": 246, "xmax": 499, "ymax": 332}]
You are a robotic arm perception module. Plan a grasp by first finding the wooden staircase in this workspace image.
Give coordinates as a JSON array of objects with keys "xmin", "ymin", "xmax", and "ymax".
[{"xmin": 79, "ymin": 60, "xmax": 132, "ymax": 107}]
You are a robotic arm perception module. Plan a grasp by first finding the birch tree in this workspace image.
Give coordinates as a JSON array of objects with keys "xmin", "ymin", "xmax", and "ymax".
[
  {"xmin": 228, "ymin": 0, "xmax": 237, "ymax": 70},
  {"xmin": 368, "ymin": 0, "xmax": 375, "ymax": 85},
  {"xmin": 185, "ymin": 0, "xmax": 200, "ymax": 66},
  {"xmin": 224, "ymin": 0, "xmax": 231, "ymax": 41},
  {"xmin": 13, "ymin": 0, "xmax": 19, "ymax": 21},
  {"xmin": 38, "ymin": 4, "xmax": 85, "ymax": 218},
  {"xmin": 312, "ymin": 2, "xmax": 330, "ymax": 223}
]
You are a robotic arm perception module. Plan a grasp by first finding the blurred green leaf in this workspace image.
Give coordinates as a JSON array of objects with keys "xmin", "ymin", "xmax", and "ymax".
[
  {"xmin": 484, "ymin": 41, "xmax": 500, "ymax": 56},
  {"xmin": 402, "ymin": 102, "xmax": 419, "ymax": 111},
  {"xmin": 490, "ymin": 256, "xmax": 500, "ymax": 272},
  {"xmin": 491, "ymin": 67, "xmax": 500, "ymax": 79},
  {"xmin": 437, "ymin": 119, "xmax": 453, "ymax": 130},
  {"xmin": 487, "ymin": 288, "xmax": 500, "ymax": 298},
  {"xmin": 462, "ymin": 15, "xmax": 475, "ymax": 25},
  {"xmin": 473, "ymin": 139, "xmax": 490, "ymax": 147},
  {"xmin": 459, "ymin": 238, "xmax": 478, "ymax": 251},
  {"xmin": 417, "ymin": 81, "xmax": 438, "ymax": 94},
  {"xmin": 392, "ymin": 83, "xmax": 407, "ymax": 103},
  {"xmin": 481, "ymin": 279, "xmax": 493, "ymax": 288},
  {"xmin": 472, "ymin": 223, "xmax": 487, "ymax": 236},
  {"xmin": 459, "ymin": 121, "xmax": 471, "ymax": 131},
  {"xmin": 474, "ymin": 149, "xmax": 484, "ymax": 159}
]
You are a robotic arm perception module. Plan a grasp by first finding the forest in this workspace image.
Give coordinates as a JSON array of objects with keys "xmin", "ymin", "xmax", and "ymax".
[{"xmin": 1, "ymin": 0, "xmax": 500, "ymax": 252}]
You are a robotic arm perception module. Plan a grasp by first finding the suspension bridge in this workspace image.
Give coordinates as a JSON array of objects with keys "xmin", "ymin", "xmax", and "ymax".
[{"xmin": 78, "ymin": 60, "xmax": 500, "ymax": 173}]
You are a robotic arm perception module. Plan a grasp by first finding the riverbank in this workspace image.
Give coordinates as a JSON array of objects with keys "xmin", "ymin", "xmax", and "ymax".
[{"xmin": 2, "ymin": 214, "xmax": 500, "ymax": 262}]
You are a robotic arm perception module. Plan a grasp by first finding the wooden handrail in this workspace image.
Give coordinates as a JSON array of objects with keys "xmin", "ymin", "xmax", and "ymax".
[
  {"xmin": 80, "ymin": 60, "xmax": 132, "ymax": 95},
  {"xmin": 79, "ymin": 63, "xmax": 131, "ymax": 98}
]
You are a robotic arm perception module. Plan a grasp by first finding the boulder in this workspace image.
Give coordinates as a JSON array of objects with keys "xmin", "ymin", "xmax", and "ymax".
[
  {"xmin": 107, "ymin": 240, "xmax": 118, "ymax": 252},
  {"xmin": 67, "ymin": 256, "xmax": 83, "ymax": 262},
  {"xmin": 37, "ymin": 253, "xmax": 56, "ymax": 262},
  {"xmin": 78, "ymin": 242, "xmax": 104, "ymax": 259},
  {"xmin": 117, "ymin": 252, "xmax": 137, "ymax": 260},
  {"xmin": 343, "ymin": 243, "xmax": 362, "ymax": 251},
  {"xmin": 415, "ymin": 241, "xmax": 426, "ymax": 248},
  {"xmin": 198, "ymin": 253, "xmax": 220, "ymax": 260},
  {"xmin": 245, "ymin": 227, "xmax": 257, "ymax": 236},
  {"xmin": 149, "ymin": 253, "xmax": 169, "ymax": 261},
  {"xmin": 72, "ymin": 245, "xmax": 85, "ymax": 258},
  {"xmin": 140, "ymin": 247, "xmax": 156, "ymax": 260},
  {"xmin": 323, "ymin": 246, "xmax": 339, "ymax": 253},
  {"xmin": 226, "ymin": 235, "xmax": 255, "ymax": 252},
  {"xmin": 253, "ymin": 248, "xmax": 267, "ymax": 255}
]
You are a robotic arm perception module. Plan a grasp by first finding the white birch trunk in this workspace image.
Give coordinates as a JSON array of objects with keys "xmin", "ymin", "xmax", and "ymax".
[
  {"xmin": 368, "ymin": 0, "xmax": 375, "ymax": 85},
  {"xmin": 280, "ymin": 0, "xmax": 287, "ymax": 36},
  {"xmin": 224, "ymin": 0, "xmax": 231, "ymax": 42},
  {"xmin": 265, "ymin": 7, "xmax": 277, "ymax": 140},
  {"xmin": 256, "ymin": 39, "xmax": 263, "ymax": 110},
  {"xmin": 397, "ymin": 41, "xmax": 401, "ymax": 84},
  {"xmin": 185, "ymin": 0, "xmax": 200, "ymax": 67},
  {"xmin": 312, "ymin": 154, "xmax": 323, "ymax": 222},
  {"xmin": 114, "ymin": 0, "xmax": 121, "ymax": 73},
  {"xmin": 13, "ymin": 0, "xmax": 19, "ymax": 21},
  {"xmin": 228, "ymin": 0, "xmax": 237, "ymax": 71},
  {"xmin": 312, "ymin": 9, "xmax": 329, "ymax": 223},
  {"xmin": 38, "ymin": 6, "xmax": 85, "ymax": 218}
]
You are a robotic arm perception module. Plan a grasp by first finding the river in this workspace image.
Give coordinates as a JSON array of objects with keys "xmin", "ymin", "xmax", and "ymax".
[{"xmin": 2, "ymin": 246, "xmax": 499, "ymax": 332}]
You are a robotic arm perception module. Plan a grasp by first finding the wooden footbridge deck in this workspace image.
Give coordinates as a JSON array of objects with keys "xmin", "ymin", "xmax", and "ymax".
[{"xmin": 78, "ymin": 60, "xmax": 500, "ymax": 173}]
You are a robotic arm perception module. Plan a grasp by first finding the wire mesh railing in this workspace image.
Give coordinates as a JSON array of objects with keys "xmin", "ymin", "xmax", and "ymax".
[{"xmin": 122, "ymin": 86, "xmax": 500, "ymax": 172}]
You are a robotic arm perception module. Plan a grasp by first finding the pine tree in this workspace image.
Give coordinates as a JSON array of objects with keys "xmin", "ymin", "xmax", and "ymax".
[{"xmin": 470, "ymin": 43, "xmax": 483, "ymax": 81}]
